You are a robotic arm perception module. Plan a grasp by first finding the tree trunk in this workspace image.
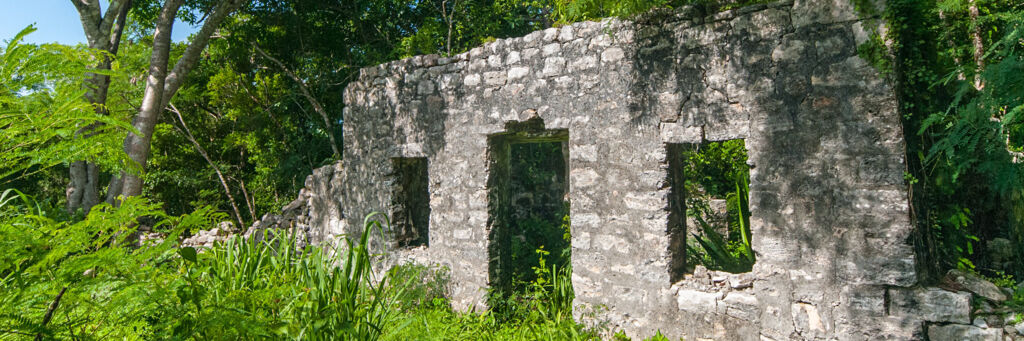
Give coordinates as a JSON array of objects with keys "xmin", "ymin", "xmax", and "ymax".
[
  {"xmin": 239, "ymin": 176, "xmax": 256, "ymax": 222},
  {"xmin": 67, "ymin": 161, "xmax": 100, "ymax": 214},
  {"xmin": 109, "ymin": 0, "xmax": 182, "ymax": 201},
  {"xmin": 67, "ymin": 0, "xmax": 129, "ymax": 214},
  {"xmin": 968, "ymin": 0, "xmax": 984, "ymax": 90},
  {"xmin": 107, "ymin": 0, "xmax": 244, "ymax": 203}
]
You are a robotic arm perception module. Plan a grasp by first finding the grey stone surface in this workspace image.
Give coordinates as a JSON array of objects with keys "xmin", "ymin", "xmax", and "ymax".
[
  {"xmin": 240, "ymin": 161, "xmax": 346, "ymax": 250},
  {"xmin": 244, "ymin": 0, "xmax": 991, "ymax": 339},
  {"xmin": 988, "ymin": 238, "xmax": 1016, "ymax": 273},
  {"xmin": 181, "ymin": 221, "xmax": 235, "ymax": 249},
  {"xmin": 929, "ymin": 324, "xmax": 1004, "ymax": 341},
  {"xmin": 889, "ymin": 287, "xmax": 972, "ymax": 324},
  {"xmin": 945, "ymin": 269, "xmax": 1010, "ymax": 302}
]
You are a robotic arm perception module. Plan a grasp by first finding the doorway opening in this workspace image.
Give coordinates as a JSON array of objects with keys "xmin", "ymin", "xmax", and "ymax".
[{"xmin": 486, "ymin": 118, "xmax": 571, "ymax": 308}]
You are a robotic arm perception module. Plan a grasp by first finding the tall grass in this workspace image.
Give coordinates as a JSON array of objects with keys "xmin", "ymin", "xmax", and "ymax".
[{"xmin": 175, "ymin": 213, "xmax": 400, "ymax": 340}]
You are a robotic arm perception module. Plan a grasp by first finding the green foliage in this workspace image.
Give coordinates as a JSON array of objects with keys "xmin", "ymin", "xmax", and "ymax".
[
  {"xmin": 496, "ymin": 141, "xmax": 572, "ymax": 301},
  {"xmin": 1, "ymin": 177, "xmax": 401, "ymax": 340},
  {"xmin": 111, "ymin": 33, "xmax": 341, "ymax": 218},
  {"xmin": 167, "ymin": 214, "xmax": 399, "ymax": 340},
  {"xmin": 384, "ymin": 262, "xmax": 596, "ymax": 341},
  {"xmin": 547, "ymin": 0, "xmax": 772, "ymax": 24},
  {"xmin": 979, "ymin": 272, "xmax": 1024, "ymax": 321},
  {"xmin": 680, "ymin": 140, "xmax": 749, "ymax": 198},
  {"xmin": 986, "ymin": 271, "xmax": 1017, "ymax": 288},
  {"xmin": 387, "ymin": 263, "xmax": 451, "ymax": 310},
  {"xmin": 609, "ymin": 329, "xmax": 682, "ymax": 341},
  {"xmin": 0, "ymin": 191, "xmax": 218, "ymax": 339},
  {"xmin": 688, "ymin": 176, "xmax": 755, "ymax": 273},
  {"xmin": 678, "ymin": 140, "xmax": 754, "ymax": 273},
  {"xmin": 2, "ymin": 181, "xmax": 599, "ymax": 340},
  {"xmin": 528, "ymin": 248, "xmax": 575, "ymax": 321},
  {"xmin": 382, "ymin": 298, "xmax": 597, "ymax": 341},
  {"xmin": 885, "ymin": 0, "xmax": 1024, "ymax": 280},
  {"xmin": 0, "ymin": 26, "xmax": 134, "ymax": 186},
  {"xmin": 550, "ymin": 0, "xmax": 675, "ymax": 24},
  {"xmin": 857, "ymin": 32, "xmax": 893, "ymax": 75},
  {"xmin": 919, "ymin": 16, "xmax": 1024, "ymax": 191},
  {"xmin": 491, "ymin": 216, "xmax": 575, "ymax": 320}
]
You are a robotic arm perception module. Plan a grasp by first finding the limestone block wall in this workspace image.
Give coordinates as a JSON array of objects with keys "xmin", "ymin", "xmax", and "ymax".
[{"xmin": 331, "ymin": 1, "xmax": 997, "ymax": 339}]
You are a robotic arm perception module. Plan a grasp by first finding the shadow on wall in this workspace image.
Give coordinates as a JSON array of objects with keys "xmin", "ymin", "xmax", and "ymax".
[
  {"xmin": 342, "ymin": 60, "xmax": 453, "ymax": 251},
  {"xmin": 627, "ymin": 4, "xmax": 914, "ymax": 337}
]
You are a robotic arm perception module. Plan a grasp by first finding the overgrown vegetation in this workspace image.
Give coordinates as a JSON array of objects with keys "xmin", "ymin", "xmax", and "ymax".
[
  {"xmin": 3, "ymin": 0, "xmax": 1024, "ymax": 338},
  {"xmin": 1, "ymin": 184, "xmax": 401, "ymax": 339},
  {"xmin": 879, "ymin": 0, "xmax": 1024, "ymax": 283},
  {"xmin": 679, "ymin": 140, "xmax": 755, "ymax": 273},
  {"xmin": 502, "ymin": 142, "xmax": 571, "ymax": 298},
  {"xmin": 386, "ymin": 260, "xmax": 593, "ymax": 340},
  {"xmin": 0, "ymin": 187, "xmax": 594, "ymax": 340}
]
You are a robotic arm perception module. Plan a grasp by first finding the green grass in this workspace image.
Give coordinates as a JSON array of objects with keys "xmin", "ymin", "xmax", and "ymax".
[{"xmin": 383, "ymin": 301, "xmax": 599, "ymax": 341}]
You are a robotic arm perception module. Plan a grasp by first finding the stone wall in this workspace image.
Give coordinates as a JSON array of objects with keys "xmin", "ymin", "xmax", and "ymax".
[{"xmin": 306, "ymin": 0, "xmax": 1021, "ymax": 339}]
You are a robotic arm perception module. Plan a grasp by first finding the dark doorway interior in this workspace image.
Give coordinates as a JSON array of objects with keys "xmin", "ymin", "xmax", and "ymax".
[{"xmin": 487, "ymin": 118, "xmax": 570, "ymax": 306}]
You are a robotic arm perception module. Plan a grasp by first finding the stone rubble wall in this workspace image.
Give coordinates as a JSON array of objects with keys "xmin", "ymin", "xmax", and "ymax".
[
  {"xmin": 215, "ymin": 0, "xmax": 1024, "ymax": 339},
  {"xmin": 181, "ymin": 162, "xmax": 347, "ymax": 249}
]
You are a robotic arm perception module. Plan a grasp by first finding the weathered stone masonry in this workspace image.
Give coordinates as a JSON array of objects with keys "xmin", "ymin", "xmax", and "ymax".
[{"xmin": 257, "ymin": 0, "xmax": 1024, "ymax": 339}]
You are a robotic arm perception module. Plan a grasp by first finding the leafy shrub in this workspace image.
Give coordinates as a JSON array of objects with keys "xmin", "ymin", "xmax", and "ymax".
[
  {"xmin": 172, "ymin": 213, "xmax": 400, "ymax": 340},
  {"xmin": 688, "ymin": 177, "xmax": 755, "ymax": 273},
  {"xmin": 0, "ymin": 191, "xmax": 216, "ymax": 339}
]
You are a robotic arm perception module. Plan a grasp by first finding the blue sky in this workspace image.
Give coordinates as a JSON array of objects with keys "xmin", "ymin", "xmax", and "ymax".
[{"xmin": 0, "ymin": 0, "xmax": 199, "ymax": 45}]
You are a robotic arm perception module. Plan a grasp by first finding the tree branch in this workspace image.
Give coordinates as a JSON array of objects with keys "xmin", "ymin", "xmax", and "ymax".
[
  {"xmin": 96, "ymin": 0, "xmax": 126, "ymax": 48},
  {"xmin": 237, "ymin": 175, "xmax": 256, "ymax": 222},
  {"xmin": 108, "ymin": 0, "xmax": 132, "ymax": 54},
  {"xmin": 34, "ymin": 287, "xmax": 67, "ymax": 341},
  {"xmin": 968, "ymin": 0, "xmax": 985, "ymax": 90},
  {"xmin": 252, "ymin": 43, "xmax": 341, "ymax": 157},
  {"xmin": 169, "ymin": 102, "xmax": 246, "ymax": 230},
  {"xmin": 71, "ymin": 0, "xmax": 102, "ymax": 46},
  {"xmin": 162, "ymin": 0, "xmax": 245, "ymax": 106},
  {"xmin": 71, "ymin": 0, "xmax": 126, "ymax": 49}
]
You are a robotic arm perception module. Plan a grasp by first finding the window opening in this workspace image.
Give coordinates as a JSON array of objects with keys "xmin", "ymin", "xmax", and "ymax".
[
  {"xmin": 390, "ymin": 157, "xmax": 430, "ymax": 248},
  {"xmin": 668, "ymin": 139, "xmax": 753, "ymax": 282}
]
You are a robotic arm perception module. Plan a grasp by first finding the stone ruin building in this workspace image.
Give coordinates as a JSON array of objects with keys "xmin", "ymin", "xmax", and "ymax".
[{"xmin": 241, "ymin": 0, "xmax": 1022, "ymax": 339}]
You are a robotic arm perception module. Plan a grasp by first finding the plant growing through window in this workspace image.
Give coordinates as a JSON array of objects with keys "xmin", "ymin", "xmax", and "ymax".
[{"xmin": 669, "ymin": 139, "xmax": 754, "ymax": 275}]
